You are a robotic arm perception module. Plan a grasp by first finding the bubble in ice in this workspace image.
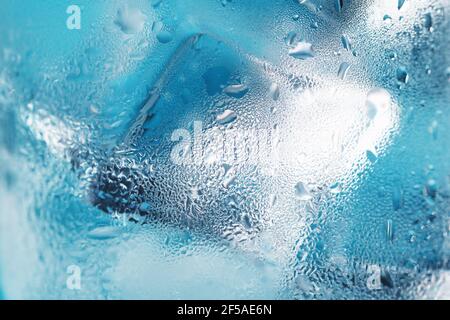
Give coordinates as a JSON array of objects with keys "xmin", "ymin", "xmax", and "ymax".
[
  {"xmin": 114, "ymin": 7, "xmax": 146, "ymax": 34},
  {"xmin": 223, "ymin": 84, "xmax": 249, "ymax": 98},
  {"xmin": 288, "ymin": 42, "xmax": 315, "ymax": 59},
  {"xmin": 156, "ymin": 30, "xmax": 173, "ymax": 43},
  {"xmin": 337, "ymin": 62, "xmax": 351, "ymax": 80},
  {"xmin": 295, "ymin": 182, "xmax": 313, "ymax": 201},
  {"xmin": 216, "ymin": 109, "xmax": 237, "ymax": 124}
]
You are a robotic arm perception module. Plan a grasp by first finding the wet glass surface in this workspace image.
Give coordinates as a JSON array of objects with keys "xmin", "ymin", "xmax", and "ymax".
[{"xmin": 0, "ymin": 0, "xmax": 449, "ymax": 299}]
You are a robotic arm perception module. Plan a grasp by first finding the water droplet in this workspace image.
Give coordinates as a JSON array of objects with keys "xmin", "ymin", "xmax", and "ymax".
[
  {"xmin": 398, "ymin": 0, "xmax": 406, "ymax": 10},
  {"xmin": 292, "ymin": 14, "xmax": 300, "ymax": 21},
  {"xmin": 428, "ymin": 120, "xmax": 438, "ymax": 140},
  {"xmin": 87, "ymin": 226, "xmax": 121, "ymax": 240},
  {"xmin": 284, "ymin": 31, "xmax": 298, "ymax": 46},
  {"xmin": 383, "ymin": 14, "xmax": 392, "ymax": 23},
  {"xmin": 423, "ymin": 13, "xmax": 433, "ymax": 31},
  {"xmin": 425, "ymin": 179, "xmax": 437, "ymax": 199},
  {"xmin": 386, "ymin": 219, "xmax": 394, "ymax": 243},
  {"xmin": 396, "ymin": 66, "xmax": 409, "ymax": 84},
  {"xmin": 223, "ymin": 84, "xmax": 249, "ymax": 98},
  {"xmin": 242, "ymin": 214, "xmax": 252, "ymax": 229},
  {"xmin": 310, "ymin": 21, "xmax": 318, "ymax": 29},
  {"xmin": 288, "ymin": 42, "xmax": 315, "ymax": 59},
  {"xmin": 392, "ymin": 184, "xmax": 403, "ymax": 211},
  {"xmin": 337, "ymin": 62, "xmax": 351, "ymax": 80},
  {"xmin": 156, "ymin": 30, "xmax": 173, "ymax": 43},
  {"xmin": 139, "ymin": 202, "xmax": 152, "ymax": 213},
  {"xmin": 269, "ymin": 194, "xmax": 277, "ymax": 207},
  {"xmin": 445, "ymin": 66, "xmax": 450, "ymax": 82},
  {"xmin": 341, "ymin": 34, "xmax": 352, "ymax": 52},
  {"xmin": 329, "ymin": 182, "xmax": 342, "ymax": 194},
  {"xmin": 366, "ymin": 150, "xmax": 378, "ymax": 163},
  {"xmin": 114, "ymin": 7, "xmax": 146, "ymax": 34},
  {"xmin": 151, "ymin": 0, "xmax": 163, "ymax": 8},
  {"xmin": 381, "ymin": 269, "xmax": 394, "ymax": 288},
  {"xmin": 366, "ymin": 88, "xmax": 392, "ymax": 120},
  {"xmin": 385, "ymin": 50, "xmax": 397, "ymax": 61},
  {"xmin": 216, "ymin": 109, "xmax": 237, "ymax": 125},
  {"xmin": 295, "ymin": 182, "xmax": 313, "ymax": 201},
  {"xmin": 269, "ymin": 83, "xmax": 280, "ymax": 101},
  {"xmin": 335, "ymin": 0, "xmax": 344, "ymax": 13}
]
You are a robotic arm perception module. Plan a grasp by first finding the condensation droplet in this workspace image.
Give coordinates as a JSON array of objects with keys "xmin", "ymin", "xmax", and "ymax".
[
  {"xmin": 87, "ymin": 226, "xmax": 121, "ymax": 240},
  {"xmin": 223, "ymin": 84, "xmax": 249, "ymax": 98},
  {"xmin": 396, "ymin": 66, "xmax": 409, "ymax": 84},
  {"xmin": 341, "ymin": 34, "xmax": 352, "ymax": 52},
  {"xmin": 288, "ymin": 42, "xmax": 315, "ymax": 59},
  {"xmin": 392, "ymin": 184, "xmax": 403, "ymax": 211},
  {"xmin": 269, "ymin": 83, "xmax": 280, "ymax": 101},
  {"xmin": 337, "ymin": 62, "xmax": 351, "ymax": 80},
  {"xmin": 216, "ymin": 109, "xmax": 237, "ymax": 125},
  {"xmin": 386, "ymin": 219, "xmax": 394, "ymax": 243},
  {"xmin": 329, "ymin": 182, "xmax": 342, "ymax": 194}
]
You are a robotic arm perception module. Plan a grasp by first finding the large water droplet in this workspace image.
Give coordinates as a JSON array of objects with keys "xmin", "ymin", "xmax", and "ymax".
[
  {"xmin": 423, "ymin": 13, "xmax": 433, "ymax": 31},
  {"xmin": 288, "ymin": 42, "xmax": 315, "ymax": 59},
  {"xmin": 398, "ymin": 0, "xmax": 406, "ymax": 10},
  {"xmin": 337, "ymin": 62, "xmax": 351, "ymax": 80},
  {"xmin": 341, "ymin": 34, "xmax": 352, "ymax": 52},
  {"xmin": 87, "ymin": 226, "xmax": 121, "ymax": 240},
  {"xmin": 396, "ymin": 67, "xmax": 409, "ymax": 84},
  {"xmin": 335, "ymin": 0, "xmax": 344, "ymax": 13},
  {"xmin": 269, "ymin": 83, "xmax": 280, "ymax": 101},
  {"xmin": 284, "ymin": 31, "xmax": 298, "ymax": 46},
  {"xmin": 216, "ymin": 109, "xmax": 237, "ymax": 125},
  {"xmin": 329, "ymin": 182, "xmax": 342, "ymax": 194},
  {"xmin": 156, "ymin": 30, "xmax": 173, "ymax": 43},
  {"xmin": 425, "ymin": 179, "xmax": 437, "ymax": 199},
  {"xmin": 223, "ymin": 84, "xmax": 249, "ymax": 98}
]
